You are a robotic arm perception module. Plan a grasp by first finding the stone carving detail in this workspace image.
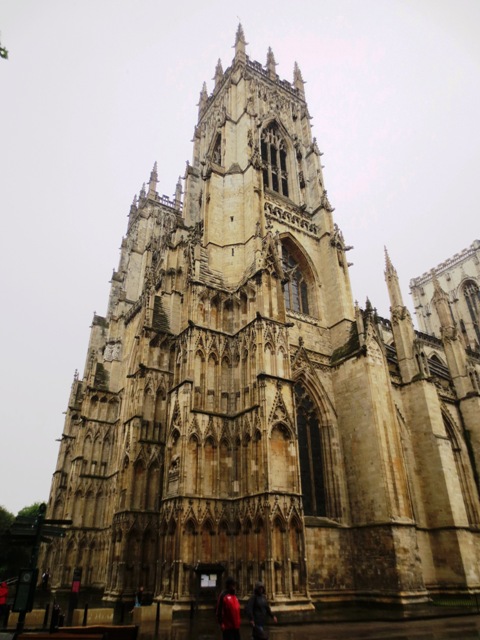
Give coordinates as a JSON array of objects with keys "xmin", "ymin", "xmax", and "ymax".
[
  {"xmin": 441, "ymin": 325, "xmax": 458, "ymax": 342},
  {"xmin": 254, "ymin": 80, "xmax": 292, "ymax": 121},
  {"xmin": 104, "ymin": 342, "xmax": 122, "ymax": 362},
  {"xmin": 391, "ymin": 306, "xmax": 411, "ymax": 326},
  {"xmin": 330, "ymin": 223, "xmax": 353, "ymax": 267},
  {"xmin": 264, "ymin": 201, "xmax": 319, "ymax": 238}
]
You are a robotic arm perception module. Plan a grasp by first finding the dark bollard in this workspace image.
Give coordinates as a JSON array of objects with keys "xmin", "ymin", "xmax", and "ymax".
[
  {"xmin": 59, "ymin": 613, "xmax": 65, "ymax": 627},
  {"xmin": 3, "ymin": 604, "xmax": 10, "ymax": 629},
  {"xmin": 155, "ymin": 601, "xmax": 160, "ymax": 633},
  {"xmin": 43, "ymin": 603, "xmax": 51, "ymax": 629},
  {"xmin": 190, "ymin": 600, "xmax": 195, "ymax": 619},
  {"xmin": 82, "ymin": 604, "xmax": 89, "ymax": 626},
  {"xmin": 50, "ymin": 604, "xmax": 60, "ymax": 633}
]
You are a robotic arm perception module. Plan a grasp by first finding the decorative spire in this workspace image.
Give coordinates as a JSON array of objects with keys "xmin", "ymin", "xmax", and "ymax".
[
  {"xmin": 293, "ymin": 62, "xmax": 305, "ymax": 98},
  {"xmin": 148, "ymin": 161, "xmax": 158, "ymax": 198},
  {"xmin": 432, "ymin": 271, "xmax": 452, "ymax": 329},
  {"xmin": 198, "ymin": 81, "xmax": 208, "ymax": 117},
  {"xmin": 175, "ymin": 176, "xmax": 182, "ymax": 207},
  {"xmin": 355, "ymin": 300, "xmax": 365, "ymax": 347},
  {"xmin": 384, "ymin": 246, "xmax": 395, "ymax": 274},
  {"xmin": 139, "ymin": 182, "xmax": 146, "ymax": 201},
  {"xmin": 214, "ymin": 58, "xmax": 224, "ymax": 88},
  {"xmin": 384, "ymin": 246, "xmax": 404, "ymax": 309},
  {"xmin": 234, "ymin": 24, "xmax": 246, "ymax": 65},
  {"xmin": 129, "ymin": 194, "xmax": 137, "ymax": 215},
  {"xmin": 266, "ymin": 47, "xmax": 277, "ymax": 80}
]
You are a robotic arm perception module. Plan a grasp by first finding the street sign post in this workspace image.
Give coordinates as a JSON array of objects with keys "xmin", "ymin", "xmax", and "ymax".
[{"xmin": 2, "ymin": 503, "xmax": 72, "ymax": 636}]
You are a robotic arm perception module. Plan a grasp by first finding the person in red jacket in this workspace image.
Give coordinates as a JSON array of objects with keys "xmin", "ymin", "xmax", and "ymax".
[
  {"xmin": 216, "ymin": 576, "xmax": 241, "ymax": 640},
  {"xmin": 0, "ymin": 581, "xmax": 8, "ymax": 622}
]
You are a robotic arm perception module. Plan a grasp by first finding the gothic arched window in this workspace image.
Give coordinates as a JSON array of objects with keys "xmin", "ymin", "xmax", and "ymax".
[
  {"xmin": 261, "ymin": 122, "xmax": 288, "ymax": 197},
  {"xmin": 282, "ymin": 244, "xmax": 309, "ymax": 315},
  {"xmin": 212, "ymin": 133, "xmax": 222, "ymax": 166},
  {"xmin": 463, "ymin": 280, "xmax": 480, "ymax": 345},
  {"xmin": 294, "ymin": 381, "xmax": 326, "ymax": 516},
  {"xmin": 443, "ymin": 413, "xmax": 480, "ymax": 526}
]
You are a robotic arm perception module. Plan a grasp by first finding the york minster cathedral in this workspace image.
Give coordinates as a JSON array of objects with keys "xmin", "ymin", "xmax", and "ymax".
[{"xmin": 43, "ymin": 27, "xmax": 480, "ymax": 613}]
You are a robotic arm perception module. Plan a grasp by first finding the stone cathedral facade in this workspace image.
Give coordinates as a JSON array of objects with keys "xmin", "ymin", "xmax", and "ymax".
[
  {"xmin": 410, "ymin": 240, "xmax": 480, "ymax": 353},
  {"xmin": 43, "ymin": 27, "xmax": 480, "ymax": 613}
]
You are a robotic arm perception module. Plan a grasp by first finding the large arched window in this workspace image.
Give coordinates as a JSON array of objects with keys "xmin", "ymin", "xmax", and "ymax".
[
  {"xmin": 294, "ymin": 381, "xmax": 326, "ymax": 516},
  {"xmin": 463, "ymin": 280, "xmax": 480, "ymax": 345},
  {"xmin": 443, "ymin": 413, "xmax": 480, "ymax": 526},
  {"xmin": 282, "ymin": 245, "xmax": 309, "ymax": 315},
  {"xmin": 261, "ymin": 122, "xmax": 288, "ymax": 197}
]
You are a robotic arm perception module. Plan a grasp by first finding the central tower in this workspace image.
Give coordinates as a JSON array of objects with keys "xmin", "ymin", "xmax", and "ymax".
[{"xmin": 147, "ymin": 25, "xmax": 355, "ymax": 608}]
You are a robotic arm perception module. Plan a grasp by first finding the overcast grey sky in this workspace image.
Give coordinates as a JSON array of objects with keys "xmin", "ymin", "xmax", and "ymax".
[{"xmin": 1, "ymin": 0, "xmax": 479, "ymax": 515}]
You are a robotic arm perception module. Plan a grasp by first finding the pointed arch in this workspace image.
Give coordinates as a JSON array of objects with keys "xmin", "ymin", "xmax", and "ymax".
[
  {"xmin": 219, "ymin": 437, "xmax": 231, "ymax": 497},
  {"xmin": 261, "ymin": 120, "xmax": 289, "ymax": 197},
  {"xmin": 264, "ymin": 342, "xmax": 276, "ymax": 375},
  {"xmin": 107, "ymin": 398, "xmax": 119, "ymax": 422},
  {"xmin": 185, "ymin": 433, "xmax": 199, "ymax": 495},
  {"xmin": 207, "ymin": 353, "xmax": 218, "ymax": 410},
  {"xmin": 272, "ymin": 516, "xmax": 286, "ymax": 594},
  {"xmin": 443, "ymin": 408, "xmax": 480, "ymax": 526},
  {"xmin": 194, "ymin": 350, "xmax": 205, "ymax": 408},
  {"xmin": 73, "ymin": 490, "xmax": 83, "ymax": 525},
  {"xmin": 270, "ymin": 422, "xmax": 293, "ymax": 492},
  {"xmin": 463, "ymin": 280, "xmax": 480, "ymax": 335},
  {"xmin": 429, "ymin": 353, "xmax": 446, "ymax": 367},
  {"xmin": 221, "ymin": 356, "xmax": 231, "ymax": 412},
  {"xmin": 146, "ymin": 458, "xmax": 161, "ymax": 510},
  {"xmin": 218, "ymin": 519, "xmax": 230, "ymax": 563},
  {"xmin": 233, "ymin": 434, "xmax": 242, "ymax": 495},
  {"xmin": 99, "ymin": 396, "xmax": 108, "ymax": 421},
  {"xmin": 288, "ymin": 514, "xmax": 304, "ymax": 593},
  {"xmin": 182, "ymin": 518, "xmax": 197, "ymax": 568},
  {"xmin": 277, "ymin": 346, "xmax": 287, "ymax": 378},
  {"xmin": 204, "ymin": 435, "xmax": 216, "ymax": 496},
  {"xmin": 92, "ymin": 436, "xmax": 102, "ymax": 473},
  {"xmin": 133, "ymin": 458, "xmax": 146, "ymax": 509},
  {"xmin": 211, "ymin": 131, "xmax": 222, "ymax": 166},
  {"xmin": 200, "ymin": 519, "xmax": 214, "ymax": 562},
  {"xmin": 141, "ymin": 526, "xmax": 156, "ymax": 590},
  {"xmin": 93, "ymin": 491, "xmax": 106, "ymax": 527},
  {"xmin": 293, "ymin": 378, "xmax": 343, "ymax": 519},
  {"xmin": 83, "ymin": 435, "xmax": 93, "ymax": 468},
  {"xmin": 252, "ymin": 428, "xmax": 262, "ymax": 492},
  {"xmin": 280, "ymin": 234, "xmax": 319, "ymax": 318}
]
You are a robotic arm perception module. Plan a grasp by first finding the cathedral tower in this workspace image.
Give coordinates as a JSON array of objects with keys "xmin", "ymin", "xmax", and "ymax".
[{"xmin": 44, "ymin": 27, "xmax": 480, "ymax": 613}]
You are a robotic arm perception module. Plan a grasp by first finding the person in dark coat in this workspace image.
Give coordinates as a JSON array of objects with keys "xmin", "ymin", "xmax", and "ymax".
[
  {"xmin": 245, "ymin": 582, "xmax": 277, "ymax": 639},
  {"xmin": 216, "ymin": 576, "xmax": 241, "ymax": 640}
]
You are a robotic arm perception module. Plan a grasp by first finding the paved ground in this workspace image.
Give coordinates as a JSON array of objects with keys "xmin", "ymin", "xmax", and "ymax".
[{"xmin": 143, "ymin": 614, "xmax": 480, "ymax": 639}]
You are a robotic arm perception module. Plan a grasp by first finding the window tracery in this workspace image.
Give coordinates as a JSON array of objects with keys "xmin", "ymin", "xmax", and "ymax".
[
  {"xmin": 294, "ymin": 381, "xmax": 326, "ymax": 517},
  {"xmin": 443, "ymin": 413, "xmax": 480, "ymax": 525},
  {"xmin": 463, "ymin": 280, "xmax": 480, "ymax": 345},
  {"xmin": 261, "ymin": 122, "xmax": 289, "ymax": 197},
  {"xmin": 282, "ymin": 244, "xmax": 309, "ymax": 315},
  {"xmin": 212, "ymin": 133, "xmax": 222, "ymax": 166}
]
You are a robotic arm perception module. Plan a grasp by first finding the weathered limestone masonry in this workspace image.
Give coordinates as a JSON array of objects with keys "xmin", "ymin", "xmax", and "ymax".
[
  {"xmin": 42, "ymin": 27, "xmax": 480, "ymax": 613},
  {"xmin": 410, "ymin": 240, "xmax": 480, "ymax": 352}
]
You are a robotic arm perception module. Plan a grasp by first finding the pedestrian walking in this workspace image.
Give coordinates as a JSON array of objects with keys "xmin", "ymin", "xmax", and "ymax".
[
  {"xmin": 216, "ymin": 576, "xmax": 241, "ymax": 640},
  {"xmin": 245, "ymin": 582, "xmax": 277, "ymax": 639},
  {"xmin": 0, "ymin": 581, "xmax": 8, "ymax": 626}
]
